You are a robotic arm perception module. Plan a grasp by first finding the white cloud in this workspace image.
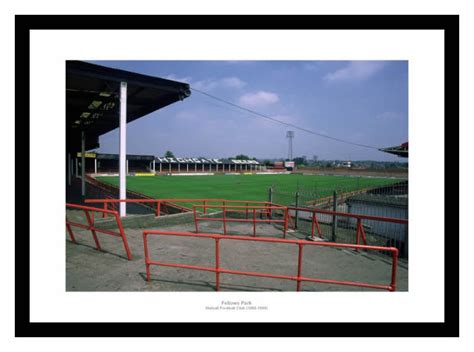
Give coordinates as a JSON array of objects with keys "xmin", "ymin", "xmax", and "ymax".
[
  {"xmin": 164, "ymin": 74, "xmax": 192, "ymax": 84},
  {"xmin": 193, "ymin": 76, "xmax": 246, "ymax": 91},
  {"xmin": 220, "ymin": 77, "xmax": 247, "ymax": 89},
  {"xmin": 376, "ymin": 111, "xmax": 404, "ymax": 121},
  {"xmin": 238, "ymin": 91, "xmax": 279, "ymax": 107},
  {"xmin": 164, "ymin": 74, "xmax": 246, "ymax": 91},
  {"xmin": 324, "ymin": 61, "xmax": 386, "ymax": 82}
]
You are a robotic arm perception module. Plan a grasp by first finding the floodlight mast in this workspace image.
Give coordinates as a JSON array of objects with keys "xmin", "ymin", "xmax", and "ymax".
[{"xmin": 286, "ymin": 131, "xmax": 294, "ymax": 161}]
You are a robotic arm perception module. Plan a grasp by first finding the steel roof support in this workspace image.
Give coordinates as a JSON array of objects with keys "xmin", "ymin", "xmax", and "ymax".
[
  {"xmin": 119, "ymin": 82, "xmax": 127, "ymax": 217},
  {"xmin": 81, "ymin": 131, "xmax": 86, "ymax": 196}
]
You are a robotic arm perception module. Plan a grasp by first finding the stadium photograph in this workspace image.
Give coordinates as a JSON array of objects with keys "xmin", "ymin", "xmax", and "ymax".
[{"xmin": 65, "ymin": 60, "xmax": 408, "ymax": 292}]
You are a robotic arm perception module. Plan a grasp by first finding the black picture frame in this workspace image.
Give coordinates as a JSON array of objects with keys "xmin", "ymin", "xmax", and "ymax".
[{"xmin": 15, "ymin": 14, "xmax": 459, "ymax": 337}]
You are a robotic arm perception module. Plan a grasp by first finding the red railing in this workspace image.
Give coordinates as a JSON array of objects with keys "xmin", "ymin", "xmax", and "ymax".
[
  {"xmin": 193, "ymin": 204, "xmax": 288, "ymax": 238},
  {"xmin": 283, "ymin": 205, "xmax": 408, "ymax": 246},
  {"xmin": 66, "ymin": 203, "xmax": 133, "ymax": 260},
  {"xmin": 143, "ymin": 230, "xmax": 399, "ymax": 291},
  {"xmin": 84, "ymin": 198, "xmax": 273, "ymax": 218},
  {"xmin": 84, "ymin": 198, "xmax": 407, "ymax": 247}
]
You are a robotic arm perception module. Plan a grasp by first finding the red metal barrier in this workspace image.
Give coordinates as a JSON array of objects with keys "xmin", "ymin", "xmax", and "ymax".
[
  {"xmin": 143, "ymin": 230, "xmax": 399, "ymax": 291},
  {"xmin": 193, "ymin": 204, "xmax": 288, "ymax": 238},
  {"xmin": 66, "ymin": 203, "xmax": 133, "ymax": 260},
  {"xmin": 85, "ymin": 198, "xmax": 273, "ymax": 218},
  {"xmin": 284, "ymin": 205, "xmax": 408, "ymax": 244}
]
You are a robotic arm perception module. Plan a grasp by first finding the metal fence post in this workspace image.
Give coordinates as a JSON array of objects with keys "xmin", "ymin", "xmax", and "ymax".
[
  {"xmin": 295, "ymin": 191, "xmax": 300, "ymax": 229},
  {"xmin": 332, "ymin": 191, "xmax": 337, "ymax": 241},
  {"xmin": 268, "ymin": 187, "xmax": 273, "ymax": 204}
]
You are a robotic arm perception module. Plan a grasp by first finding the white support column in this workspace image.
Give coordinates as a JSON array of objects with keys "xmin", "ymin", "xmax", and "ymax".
[
  {"xmin": 169, "ymin": 163, "xmax": 171, "ymax": 173},
  {"xmin": 195, "ymin": 164, "xmax": 197, "ymax": 172},
  {"xmin": 119, "ymin": 81, "xmax": 127, "ymax": 217},
  {"xmin": 126, "ymin": 159, "xmax": 129, "ymax": 174},
  {"xmin": 240, "ymin": 164, "xmax": 242, "ymax": 172},
  {"xmin": 245, "ymin": 164, "xmax": 248, "ymax": 171},
  {"xmin": 216, "ymin": 164, "xmax": 219, "ymax": 172},
  {"xmin": 178, "ymin": 163, "xmax": 181, "ymax": 173},
  {"xmin": 81, "ymin": 131, "xmax": 85, "ymax": 196},
  {"xmin": 235, "ymin": 164, "xmax": 237, "ymax": 172},
  {"xmin": 186, "ymin": 164, "xmax": 189, "ymax": 173},
  {"xmin": 229, "ymin": 164, "xmax": 231, "ymax": 172},
  {"xmin": 209, "ymin": 164, "xmax": 212, "ymax": 172},
  {"xmin": 153, "ymin": 160, "xmax": 156, "ymax": 173},
  {"xmin": 94, "ymin": 158, "xmax": 97, "ymax": 174},
  {"xmin": 202, "ymin": 164, "xmax": 204, "ymax": 172},
  {"xmin": 67, "ymin": 153, "xmax": 71, "ymax": 186},
  {"xmin": 159, "ymin": 163, "xmax": 162, "ymax": 173},
  {"xmin": 75, "ymin": 158, "xmax": 78, "ymax": 177}
]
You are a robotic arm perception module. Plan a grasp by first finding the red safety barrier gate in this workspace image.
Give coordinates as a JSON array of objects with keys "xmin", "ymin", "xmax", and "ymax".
[
  {"xmin": 284, "ymin": 205, "xmax": 408, "ymax": 246},
  {"xmin": 66, "ymin": 203, "xmax": 133, "ymax": 260},
  {"xmin": 143, "ymin": 230, "xmax": 399, "ymax": 291},
  {"xmin": 193, "ymin": 204, "xmax": 288, "ymax": 238}
]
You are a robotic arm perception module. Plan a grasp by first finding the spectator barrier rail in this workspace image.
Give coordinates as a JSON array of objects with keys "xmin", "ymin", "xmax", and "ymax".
[
  {"xmin": 84, "ymin": 198, "xmax": 273, "ymax": 218},
  {"xmin": 143, "ymin": 230, "xmax": 399, "ymax": 292},
  {"xmin": 193, "ymin": 204, "xmax": 288, "ymax": 238},
  {"xmin": 282, "ymin": 205, "xmax": 408, "ymax": 247},
  {"xmin": 66, "ymin": 203, "xmax": 133, "ymax": 260}
]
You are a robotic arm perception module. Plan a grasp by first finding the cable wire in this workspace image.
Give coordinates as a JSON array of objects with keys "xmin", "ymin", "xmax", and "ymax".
[{"xmin": 191, "ymin": 87, "xmax": 382, "ymax": 150}]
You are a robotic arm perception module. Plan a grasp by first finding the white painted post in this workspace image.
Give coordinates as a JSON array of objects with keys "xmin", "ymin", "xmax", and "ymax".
[
  {"xmin": 209, "ymin": 164, "xmax": 212, "ymax": 172},
  {"xmin": 240, "ymin": 164, "xmax": 242, "ymax": 172},
  {"xmin": 245, "ymin": 164, "xmax": 248, "ymax": 171},
  {"xmin": 159, "ymin": 163, "xmax": 162, "ymax": 173},
  {"xmin": 126, "ymin": 159, "xmax": 129, "ymax": 174},
  {"xmin": 81, "ymin": 131, "xmax": 85, "ymax": 196},
  {"xmin": 169, "ymin": 163, "xmax": 171, "ymax": 173},
  {"xmin": 187, "ymin": 164, "xmax": 189, "ymax": 173},
  {"xmin": 153, "ymin": 159, "xmax": 156, "ymax": 173},
  {"xmin": 216, "ymin": 163, "xmax": 219, "ymax": 172},
  {"xmin": 119, "ymin": 81, "xmax": 127, "ymax": 217},
  {"xmin": 202, "ymin": 164, "xmax": 204, "ymax": 172},
  {"xmin": 94, "ymin": 158, "xmax": 97, "ymax": 174},
  {"xmin": 235, "ymin": 164, "xmax": 237, "ymax": 172},
  {"xmin": 178, "ymin": 163, "xmax": 181, "ymax": 173},
  {"xmin": 195, "ymin": 164, "xmax": 197, "ymax": 172}
]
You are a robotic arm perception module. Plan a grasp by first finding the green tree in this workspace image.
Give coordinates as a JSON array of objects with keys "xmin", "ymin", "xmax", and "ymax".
[
  {"xmin": 164, "ymin": 150, "xmax": 175, "ymax": 158},
  {"xmin": 293, "ymin": 156, "xmax": 307, "ymax": 166},
  {"xmin": 235, "ymin": 154, "xmax": 250, "ymax": 160}
]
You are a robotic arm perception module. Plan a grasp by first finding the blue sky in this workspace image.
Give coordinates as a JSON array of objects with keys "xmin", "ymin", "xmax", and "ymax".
[{"xmin": 91, "ymin": 60, "xmax": 408, "ymax": 161}]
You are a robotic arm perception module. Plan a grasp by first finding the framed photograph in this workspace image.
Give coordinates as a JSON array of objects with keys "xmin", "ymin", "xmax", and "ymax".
[{"xmin": 15, "ymin": 14, "xmax": 459, "ymax": 337}]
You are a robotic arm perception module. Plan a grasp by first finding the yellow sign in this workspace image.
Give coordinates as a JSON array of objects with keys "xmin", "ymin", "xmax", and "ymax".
[
  {"xmin": 76, "ymin": 152, "xmax": 96, "ymax": 158},
  {"xmin": 135, "ymin": 173, "xmax": 156, "ymax": 177}
]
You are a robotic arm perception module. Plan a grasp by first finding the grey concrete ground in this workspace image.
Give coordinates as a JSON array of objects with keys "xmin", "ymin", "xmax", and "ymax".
[{"xmin": 66, "ymin": 211, "xmax": 408, "ymax": 292}]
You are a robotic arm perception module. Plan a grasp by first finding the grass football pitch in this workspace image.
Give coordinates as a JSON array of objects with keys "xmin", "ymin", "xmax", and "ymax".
[{"xmin": 96, "ymin": 174, "xmax": 399, "ymax": 203}]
